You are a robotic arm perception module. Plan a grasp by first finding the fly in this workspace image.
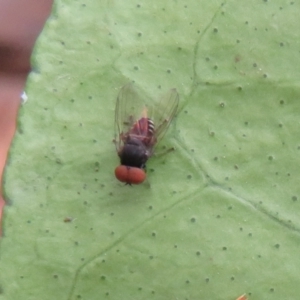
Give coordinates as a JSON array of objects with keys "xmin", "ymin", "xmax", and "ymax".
[{"xmin": 114, "ymin": 83, "xmax": 179, "ymax": 185}]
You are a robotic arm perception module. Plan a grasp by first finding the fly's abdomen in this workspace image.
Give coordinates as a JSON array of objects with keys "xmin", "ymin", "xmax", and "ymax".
[
  {"xmin": 129, "ymin": 117, "xmax": 155, "ymax": 144},
  {"xmin": 147, "ymin": 118, "xmax": 155, "ymax": 137}
]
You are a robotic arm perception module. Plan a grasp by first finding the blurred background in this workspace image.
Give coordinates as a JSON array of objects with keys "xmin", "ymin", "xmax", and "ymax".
[{"xmin": 0, "ymin": 0, "xmax": 53, "ymax": 231}]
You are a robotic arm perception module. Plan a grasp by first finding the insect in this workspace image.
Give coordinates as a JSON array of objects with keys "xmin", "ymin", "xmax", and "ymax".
[{"xmin": 114, "ymin": 83, "xmax": 179, "ymax": 185}]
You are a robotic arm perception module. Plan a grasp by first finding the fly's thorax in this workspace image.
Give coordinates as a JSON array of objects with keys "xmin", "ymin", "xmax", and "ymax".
[{"xmin": 119, "ymin": 138, "xmax": 149, "ymax": 168}]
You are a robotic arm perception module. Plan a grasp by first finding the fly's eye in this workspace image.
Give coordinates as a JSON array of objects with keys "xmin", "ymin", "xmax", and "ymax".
[{"xmin": 115, "ymin": 165, "xmax": 146, "ymax": 184}]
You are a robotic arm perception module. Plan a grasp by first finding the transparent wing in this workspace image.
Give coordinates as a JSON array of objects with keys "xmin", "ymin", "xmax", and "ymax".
[
  {"xmin": 151, "ymin": 88, "xmax": 179, "ymax": 144},
  {"xmin": 115, "ymin": 83, "xmax": 147, "ymax": 151},
  {"xmin": 114, "ymin": 83, "xmax": 179, "ymax": 151}
]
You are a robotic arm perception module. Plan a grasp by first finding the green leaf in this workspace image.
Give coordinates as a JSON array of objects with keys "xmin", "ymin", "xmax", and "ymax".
[{"xmin": 1, "ymin": 0, "xmax": 300, "ymax": 299}]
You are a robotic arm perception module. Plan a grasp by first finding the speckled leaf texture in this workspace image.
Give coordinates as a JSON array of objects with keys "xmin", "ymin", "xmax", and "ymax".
[{"xmin": 1, "ymin": 0, "xmax": 300, "ymax": 299}]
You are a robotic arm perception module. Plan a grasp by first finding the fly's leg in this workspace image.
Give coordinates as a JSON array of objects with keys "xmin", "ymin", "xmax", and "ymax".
[{"xmin": 153, "ymin": 146, "xmax": 175, "ymax": 157}]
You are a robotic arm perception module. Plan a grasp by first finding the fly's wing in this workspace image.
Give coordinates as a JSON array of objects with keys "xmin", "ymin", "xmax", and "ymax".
[
  {"xmin": 151, "ymin": 88, "xmax": 179, "ymax": 144},
  {"xmin": 115, "ymin": 83, "xmax": 148, "ymax": 151}
]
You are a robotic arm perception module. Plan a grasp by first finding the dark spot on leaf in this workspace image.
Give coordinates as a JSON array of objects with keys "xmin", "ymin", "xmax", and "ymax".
[
  {"xmin": 190, "ymin": 217, "xmax": 196, "ymax": 223},
  {"xmin": 274, "ymin": 243, "xmax": 280, "ymax": 249},
  {"xmin": 205, "ymin": 278, "xmax": 209, "ymax": 283},
  {"xmin": 213, "ymin": 28, "xmax": 218, "ymax": 33},
  {"xmin": 101, "ymin": 275, "xmax": 106, "ymax": 280},
  {"xmin": 292, "ymin": 196, "xmax": 297, "ymax": 201},
  {"xmin": 64, "ymin": 217, "xmax": 72, "ymax": 223},
  {"xmin": 222, "ymin": 246, "xmax": 227, "ymax": 251}
]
